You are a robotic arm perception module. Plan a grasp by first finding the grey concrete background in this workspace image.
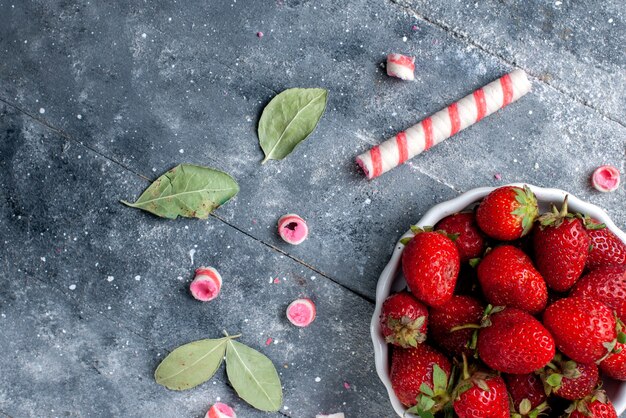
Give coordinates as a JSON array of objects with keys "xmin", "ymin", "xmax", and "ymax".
[{"xmin": 0, "ymin": 0, "xmax": 624, "ymax": 417}]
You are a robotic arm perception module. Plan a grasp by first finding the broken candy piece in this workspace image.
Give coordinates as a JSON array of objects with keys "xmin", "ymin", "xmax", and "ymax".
[
  {"xmin": 316, "ymin": 414, "xmax": 345, "ymax": 418},
  {"xmin": 190, "ymin": 267, "xmax": 222, "ymax": 302},
  {"xmin": 278, "ymin": 213, "xmax": 309, "ymax": 245},
  {"xmin": 386, "ymin": 53, "xmax": 415, "ymax": 81},
  {"xmin": 206, "ymin": 402, "xmax": 236, "ymax": 418},
  {"xmin": 591, "ymin": 165, "xmax": 621, "ymax": 192},
  {"xmin": 286, "ymin": 298, "xmax": 316, "ymax": 327}
]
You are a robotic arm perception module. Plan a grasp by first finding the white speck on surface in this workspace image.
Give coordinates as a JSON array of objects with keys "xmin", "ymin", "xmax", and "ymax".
[
  {"xmin": 311, "ymin": 275, "xmax": 316, "ymax": 280},
  {"xmin": 189, "ymin": 248, "xmax": 196, "ymax": 265},
  {"xmin": 177, "ymin": 276, "xmax": 184, "ymax": 281},
  {"xmin": 141, "ymin": 33, "xmax": 147, "ymax": 38},
  {"xmin": 77, "ymin": 114, "xmax": 82, "ymax": 119},
  {"xmin": 528, "ymin": 110, "xmax": 533, "ymax": 115},
  {"xmin": 134, "ymin": 275, "xmax": 141, "ymax": 281},
  {"xmin": 40, "ymin": 257, "xmax": 46, "ymax": 262},
  {"xmin": 555, "ymin": 1, "xmax": 562, "ymax": 5},
  {"xmin": 402, "ymin": 36, "xmax": 407, "ymax": 42},
  {"xmin": 69, "ymin": 284, "xmax": 76, "ymax": 290},
  {"xmin": 39, "ymin": 108, "xmax": 45, "ymax": 114},
  {"xmin": 106, "ymin": 276, "xmax": 114, "ymax": 282},
  {"xmin": 179, "ymin": 149, "xmax": 184, "ymax": 154},
  {"xmin": 284, "ymin": 406, "xmax": 289, "ymax": 411},
  {"xmin": 534, "ymin": 162, "xmax": 539, "ymax": 170},
  {"xmin": 364, "ymin": 198, "xmax": 371, "ymax": 205},
  {"xmin": 315, "ymin": 377, "xmax": 321, "ymax": 382},
  {"xmin": 608, "ymin": 18, "xmax": 614, "ymax": 23}
]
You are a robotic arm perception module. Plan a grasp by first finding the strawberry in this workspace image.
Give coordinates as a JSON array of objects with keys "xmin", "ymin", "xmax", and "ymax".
[
  {"xmin": 402, "ymin": 229, "xmax": 460, "ymax": 307},
  {"xmin": 505, "ymin": 373, "xmax": 548, "ymax": 418},
  {"xmin": 435, "ymin": 212, "xmax": 485, "ymax": 263},
  {"xmin": 429, "ymin": 295, "xmax": 484, "ymax": 357},
  {"xmin": 540, "ymin": 353, "xmax": 598, "ymax": 401},
  {"xmin": 477, "ymin": 308, "xmax": 555, "ymax": 374},
  {"xmin": 567, "ymin": 390, "xmax": 617, "ymax": 418},
  {"xmin": 532, "ymin": 197, "xmax": 589, "ymax": 292},
  {"xmin": 379, "ymin": 292, "xmax": 428, "ymax": 348},
  {"xmin": 585, "ymin": 220, "xmax": 626, "ymax": 269},
  {"xmin": 390, "ymin": 344, "xmax": 451, "ymax": 408},
  {"xmin": 453, "ymin": 371, "xmax": 509, "ymax": 418},
  {"xmin": 543, "ymin": 296, "xmax": 617, "ymax": 364},
  {"xmin": 476, "ymin": 185, "xmax": 538, "ymax": 241},
  {"xmin": 477, "ymin": 245, "xmax": 547, "ymax": 314},
  {"xmin": 571, "ymin": 266, "xmax": 626, "ymax": 322},
  {"xmin": 600, "ymin": 340, "xmax": 626, "ymax": 381}
]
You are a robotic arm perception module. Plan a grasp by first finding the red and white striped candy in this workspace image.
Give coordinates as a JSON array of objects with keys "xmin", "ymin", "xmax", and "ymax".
[
  {"xmin": 356, "ymin": 69, "xmax": 532, "ymax": 179},
  {"xmin": 190, "ymin": 267, "xmax": 222, "ymax": 302},
  {"xmin": 206, "ymin": 402, "xmax": 236, "ymax": 418},
  {"xmin": 387, "ymin": 53, "xmax": 415, "ymax": 81}
]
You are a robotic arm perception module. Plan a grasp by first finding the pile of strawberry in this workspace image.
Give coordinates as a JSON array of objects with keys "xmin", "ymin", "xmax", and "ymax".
[{"xmin": 381, "ymin": 185, "xmax": 626, "ymax": 418}]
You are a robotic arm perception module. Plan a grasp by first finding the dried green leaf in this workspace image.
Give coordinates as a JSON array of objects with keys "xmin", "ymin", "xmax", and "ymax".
[
  {"xmin": 155, "ymin": 337, "xmax": 231, "ymax": 390},
  {"xmin": 122, "ymin": 164, "xmax": 239, "ymax": 219},
  {"xmin": 225, "ymin": 339, "xmax": 283, "ymax": 411},
  {"xmin": 258, "ymin": 87, "xmax": 328, "ymax": 163}
]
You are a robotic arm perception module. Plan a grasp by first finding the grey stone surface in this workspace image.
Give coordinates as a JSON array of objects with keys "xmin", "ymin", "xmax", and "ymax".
[
  {"xmin": 0, "ymin": 106, "xmax": 392, "ymax": 417},
  {"xmin": 393, "ymin": 0, "xmax": 626, "ymax": 123},
  {"xmin": 0, "ymin": 0, "xmax": 625, "ymax": 417}
]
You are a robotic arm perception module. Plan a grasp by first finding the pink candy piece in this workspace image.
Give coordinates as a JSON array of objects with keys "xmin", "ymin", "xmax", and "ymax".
[
  {"xmin": 316, "ymin": 414, "xmax": 345, "ymax": 418},
  {"xmin": 278, "ymin": 214, "xmax": 309, "ymax": 245},
  {"xmin": 356, "ymin": 69, "xmax": 532, "ymax": 179},
  {"xmin": 206, "ymin": 402, "xmax": 236, "ymax": 418},
  {"xmin": 286, "ymin": 298, "xmax": 316, "ymax": 327},
  {"xmin": 190, "ymin": 267, "xmax": 222, "ymax": 302},
  {"xmin": 256, "ymin": 31, "xmax": 264, "ymax": 38},
  {"xmin": 591, "ymin": 165, "xmax": 621, "ymax": 192},
  {"xmin": 386, "ymin": 53, "xmax": 415, "ymax": 81}
]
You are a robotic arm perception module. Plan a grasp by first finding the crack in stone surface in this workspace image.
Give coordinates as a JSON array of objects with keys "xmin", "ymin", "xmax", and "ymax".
[{"xmin": 388, "ymin": 0, "xmax": 626, "ymax": 130}]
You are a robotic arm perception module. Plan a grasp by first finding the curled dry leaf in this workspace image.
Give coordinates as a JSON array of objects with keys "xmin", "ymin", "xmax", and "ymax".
[
  {"xmin": 121, "ymin": 164, "xmax": 239, "ymax": 219},
  {"xmin": 258, "ymin": 87, "xmax": 328, "ymax": 163},
  {"xmin": 225, "ymin": 339, "xmax": 283, "ymax": 412}
]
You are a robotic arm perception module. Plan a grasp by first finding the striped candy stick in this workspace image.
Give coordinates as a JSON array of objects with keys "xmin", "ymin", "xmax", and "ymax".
[{"xmin": 356, "ymin": 69, "xmax": 532, "ymax": 179}]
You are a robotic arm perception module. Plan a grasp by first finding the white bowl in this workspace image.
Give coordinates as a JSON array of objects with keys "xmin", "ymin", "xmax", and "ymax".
[{"xmin": 370, "ymin": 183, "xmax": 626, "ymax": 417}]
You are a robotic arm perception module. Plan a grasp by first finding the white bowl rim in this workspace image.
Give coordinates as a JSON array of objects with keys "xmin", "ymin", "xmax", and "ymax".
[{"xmin": 370, "ymin": 183, "xmax": 626, "ymax": 417}]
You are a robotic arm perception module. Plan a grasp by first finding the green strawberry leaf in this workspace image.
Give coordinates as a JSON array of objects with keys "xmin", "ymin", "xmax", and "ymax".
[
  {"xmin": 546, "ymin": 373, "xmax": 563, "ymax": 388},
  {"xmin": 419, "ymin": 383, "xmax": 435, "ymax": 397},
  {"xmin": 432, "ymin": 364, "xmax": 448, "ymax": 395}
]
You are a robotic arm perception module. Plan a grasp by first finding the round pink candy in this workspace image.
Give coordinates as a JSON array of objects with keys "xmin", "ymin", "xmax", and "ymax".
[
  {"xmin": 278, "ymin": 214, "xmax": 309, "ymax": 245},
  {"xmin": 286, "ymin": 298, "xmax": 316, "ymax": 327},
  {"xmin": 592, "ymin": 165, "xmax": 621, "ymax": 192},
  {"xmin": 206, "ymin": 402, "xmax": 236, "ymax": 418},
  {"xmin": 190, "ymin": 267, "xmax": 222, "ymax": 302}
]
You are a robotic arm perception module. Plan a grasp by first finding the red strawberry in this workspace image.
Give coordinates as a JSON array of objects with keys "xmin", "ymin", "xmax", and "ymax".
[
  {"xmin": 453, "ymin": 372, "xmax": 509, "ymax": 418},
  {"xmin": 429, "ymin": 295, "xmax": 483, "ymax": 357},
  {"xmin": 532, "ymin": 197, "xmax": 589, "ymax": 292},
  {"xmin": 477, "ymin": 308, "xmax": 555, "ymax": 374},
  {"xmin": 543, "ymin": 296, "xmax": 617, "ymax": 364},
  {"xmin": 505, "ymin": 374, "xmax": 548, "ymax": 417},
  {"xmin": 402, "ymin": 230, "xmax": 460, "ymax": 307},
  {"xmin": 540, "ymin": 353, "xmax": 598, "ymax": 401},
  {"xmin": 600, "ymin": 341, "xmax": 626, "ymax": 381},
  {"xmin": 435, "ymin": 212, "xmax": 485, "ymax": 263},
  {"xmin": 476, "ymin": 185, "xmax": 538, "ymax": 241},
  {"xmin": 477, "ymin": 245, "xmax": 547, "ymax": 314},
  {"xmin": 571, "ymin": 266, "xmax": 626, "ymax": 322},
  {"xmin": 379, "ymin": 292, "xmax": 428, "ymax": 348},
  {"xmin": 390, "ymin": 344, "xmax": 451, "ymax": 408},
  {"xmin": 586, "ymin": 220, "xmax": 626, "ymax": 269},
  {"xmin": 567, "ymin": 390, "xmax": 617, "ymax": 418}
]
